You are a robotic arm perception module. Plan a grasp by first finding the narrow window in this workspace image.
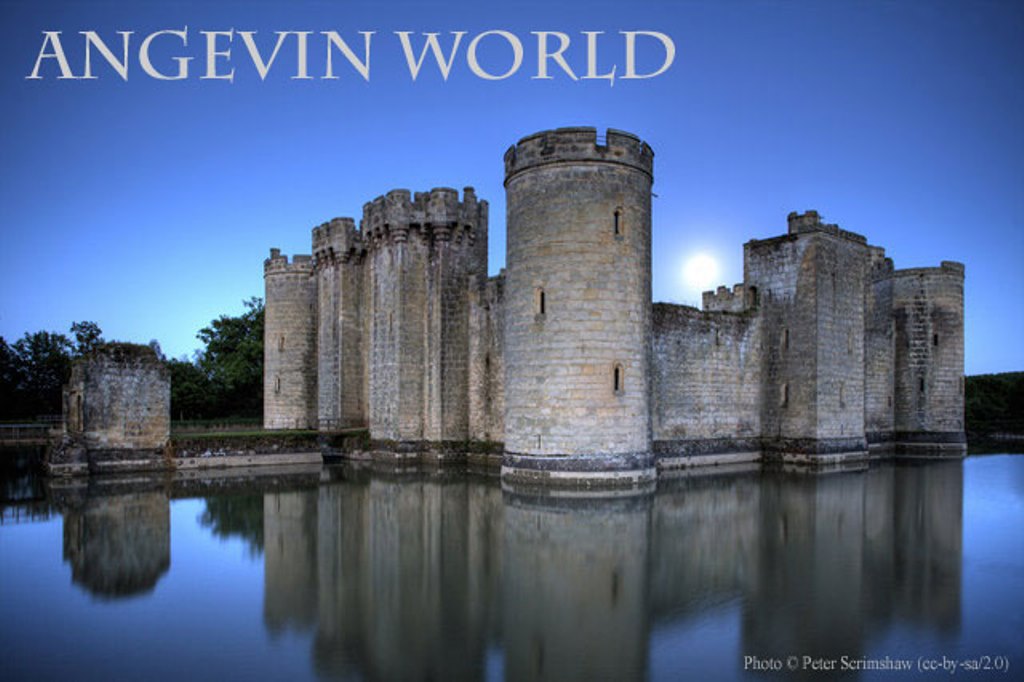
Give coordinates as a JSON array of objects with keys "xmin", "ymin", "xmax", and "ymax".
[
  {"xmin": 781, "ymin": 383, "xmax": 789, "ymax": 407},
  {"xmin": 839, "ymin": 382, "xmax": 845, "ymax": 408},
  {"xmin": 613, "ymin": 208, "xmax": 623, "ymax": 237},
  {"xmin": 933, "ymin": 333, "xmax": 939, "ymax": 347},
  {"xmin": 274, "ymin": 376, "xmax": 281, "ymax": 395},
  {"xmin": 919, "ymin": 377, "xmax": 925, "ymax": 393},
  {"xmin": 783, "ymin": 328, "xmax": 790, "ymax": 350},
  {"xmin": 535, "ymin": 287, "xmax": 546, "ymax": 316},
  {"xmin": 278, "ymin": 335, "xmax": 285, "ymax": 352},
  {"xmin": 613, "ymin": 364, "xmax": 624, "ymax": 394}
]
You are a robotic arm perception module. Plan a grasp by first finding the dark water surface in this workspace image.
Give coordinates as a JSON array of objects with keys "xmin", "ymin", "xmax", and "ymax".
[{"xmin": 1, "ymin": 454, "xmax": 1021, "ymax": 681}]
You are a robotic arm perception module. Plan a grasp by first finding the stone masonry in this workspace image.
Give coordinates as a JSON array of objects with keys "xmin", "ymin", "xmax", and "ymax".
[
  {"xmin": 47, "ymin": 343, "xmax": 171, "ymax": 476},
  {"xmin": 264, "ymin": 127, "xmax": 966, "ymax": 486}
]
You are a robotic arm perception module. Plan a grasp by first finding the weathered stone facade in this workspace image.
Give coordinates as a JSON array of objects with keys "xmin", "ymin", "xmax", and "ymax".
[
  {"xmin": 48, "ymin": 343, "xmax": 171, "ymax": 476},
  {"xmin": 264, "ymin": 127, "xmax": 965, "ymax": 485}
]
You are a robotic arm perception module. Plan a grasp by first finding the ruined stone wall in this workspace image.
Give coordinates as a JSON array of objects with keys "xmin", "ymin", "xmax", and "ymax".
[
  {"xmin": 864, "ymin": 248, "xmax": 895, "ymax": 444},
  {"xmin": 892, "ymin": 262, "xmax": 965, "ymax": 444},
  {"xmin": 650, "ymin": 304, "xmax": 761, "ymax": 458},
  {"xmin": 468, "ymin": 273, "xmax": 506, "ymax": 444},
  {"xmin": 63, "ymin": 343, "xmax": 170, "ymax": 450},
  {"xmin": 264, "ymin": 251, "xmax": 317, "ymax": 429},
  {"xmin": 503, "ymin": 127, "xmax": 653, "ymax": 464}
]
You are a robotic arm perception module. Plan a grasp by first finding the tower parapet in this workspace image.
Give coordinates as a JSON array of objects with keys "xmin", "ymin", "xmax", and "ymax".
[
  {"xmin": 360, "ymin": 187, "xmax": 486, "ymax": 249},
  {"xmin": 503, "ymin": 127, "xmax": 653, "ymax": 185},
  {"xmin": 264, "ymin": 249, "xmax": 317, "ymax": 430},
  {"xmin": 787, "ymin": 210, "xmax": 868, "ymax": 244},
  {"xmin": 313, "ymin": 217, "xmax": 362, "ymax": 267}
]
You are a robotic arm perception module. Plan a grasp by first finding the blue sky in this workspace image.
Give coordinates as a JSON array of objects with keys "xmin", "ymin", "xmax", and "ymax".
[{"xmin": 0, "ymin": 0, "xmax": 1021, "ymax": 375}]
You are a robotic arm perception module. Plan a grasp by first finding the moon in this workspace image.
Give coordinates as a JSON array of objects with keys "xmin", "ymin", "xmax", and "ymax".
[{"xmin": 683, "ymin": 252, "xmax": 720, "ymax": 292}]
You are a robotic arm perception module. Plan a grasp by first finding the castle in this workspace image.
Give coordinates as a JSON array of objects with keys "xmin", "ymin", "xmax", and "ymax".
[{"xmin": 264, "ymin": 127, "xmax": 965, "ymax": 486}]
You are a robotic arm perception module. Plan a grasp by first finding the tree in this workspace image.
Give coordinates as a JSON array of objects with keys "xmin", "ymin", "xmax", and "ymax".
[
  {"xmin": 197, "ymin": 297, "xmax": 264, "ymax": 418},
  {"xmin": 70, "ymin": 321, "xmax": 104, "ymax": 356},
  {"xmin": 0, "ymin": 337, "xmax": 22, "ymax": 419},
  {"xmin": 169, "ymin": 298, "xmax": 264, "ymax": 420},
  {"xmin": 0, "ymin": 321, "xmax": 103, "ymax": 420},
  {"xmin": 9, "ymin": 331, "xmax": 73, "ymax": 417},
  {"xmin": 167, "ymin": 357, "xmax": 214, "ymax": 420}
]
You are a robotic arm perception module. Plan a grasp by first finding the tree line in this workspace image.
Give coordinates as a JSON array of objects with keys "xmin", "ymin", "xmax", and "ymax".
[
  {"xmin": 965, "ymin": 372, "xmax": 1024, "ymax": 437},
  {"xmin": 0, "ymin": 298, "xmax": 264, "ymax": 422}
]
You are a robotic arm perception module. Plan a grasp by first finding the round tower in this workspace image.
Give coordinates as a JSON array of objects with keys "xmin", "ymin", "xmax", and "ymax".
[
  {"xmin": 264, "ymin": 249, "xmax": 317, "ymax": 430},
  {"xmin": 891, "ymin": 261, "xmax": 966, "ymax": 455},
  {"xmin": 502, "ymin": 127, "xmax": 655, "ymax": 486}
]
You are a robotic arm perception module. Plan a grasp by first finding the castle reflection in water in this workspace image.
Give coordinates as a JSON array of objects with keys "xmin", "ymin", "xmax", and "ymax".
[{"xmin": 55, "ymin": 461, "xmax": 962, "ymax": 680}]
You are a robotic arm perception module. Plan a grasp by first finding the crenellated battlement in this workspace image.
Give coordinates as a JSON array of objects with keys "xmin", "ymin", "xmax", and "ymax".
[
  {"xmin": 312, "ymin": 217, "xmax": 362, "ymax": 267},
  {"xmin": 891, "ymin": 260, "xmax": 965, "ymax": 280},
  {"xmin": 359, "ymin": 186, "xmax": 486, "ymax": 249},
  {"xmin": 702, "ymin": 283, "xmax": 756, "ymax": 313},
  {"xmin": 503, "ymin": 126, "xmax": 654, "ymax": 185},
  {"xmin": 787, "ymin": 210, "xmax": 867, "ymax": 244},
  {"xmin": 264, "ymin": 249, "xmax": 314, "ymax": 276}
]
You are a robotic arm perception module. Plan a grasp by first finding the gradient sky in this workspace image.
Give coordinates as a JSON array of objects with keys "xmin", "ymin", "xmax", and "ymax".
[{"xmin": 0, "ymin": 0, "xmax": 1021, "ymax": 375}]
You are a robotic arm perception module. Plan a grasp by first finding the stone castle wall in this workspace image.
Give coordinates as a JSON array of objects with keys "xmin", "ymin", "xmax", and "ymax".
[
  {"xmin": 651, "ymin": 304, "xmax": 762, "ymax": 462},
  {"xmin": 864, "ymin": 247, "xmax": 896, "ymax": 445},
  {"xmin": 744, "ymin": 232, "xmax": 819, "ymax": 446},
  {"xmin": 468, "ymin": 274, "xmax": 506, "ymax": 445},
  {"xmin": 262, "ymin": 127, "xmax": 966, "ymax": 481}
]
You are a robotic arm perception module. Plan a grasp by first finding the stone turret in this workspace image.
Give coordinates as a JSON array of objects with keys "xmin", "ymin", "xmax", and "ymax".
[
  {"xmin": 313, "ymin": 218, "xmax": 365, "ymax": 431},
  {"xmin": 891, "ymin": 261, "xmax": 966, "ymax": 454},
  {"xmin": 502, "ymin": 127, "xmax": 655, "ymax": 485},
  {"xmin": 363, "ymin": 187, "xmax": 488, "ymax": 446},
  {"xmin": 745, "ymin": 210, "xmax": 871, "ymax": 463},
  {"xmin": 264, "ymin": 249, "xmax": 317, "ymax": 430}
]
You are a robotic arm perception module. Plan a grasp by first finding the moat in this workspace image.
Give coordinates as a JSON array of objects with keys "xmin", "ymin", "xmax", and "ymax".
[{"xmin": 2, "ymin": 452, "xmax": 1021, "ymax": 680}]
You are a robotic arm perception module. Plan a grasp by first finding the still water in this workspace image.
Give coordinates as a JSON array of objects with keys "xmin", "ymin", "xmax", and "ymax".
[{"xmin": 1, "ymin": 454, "xmax": 1021, "ymax": 681}]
